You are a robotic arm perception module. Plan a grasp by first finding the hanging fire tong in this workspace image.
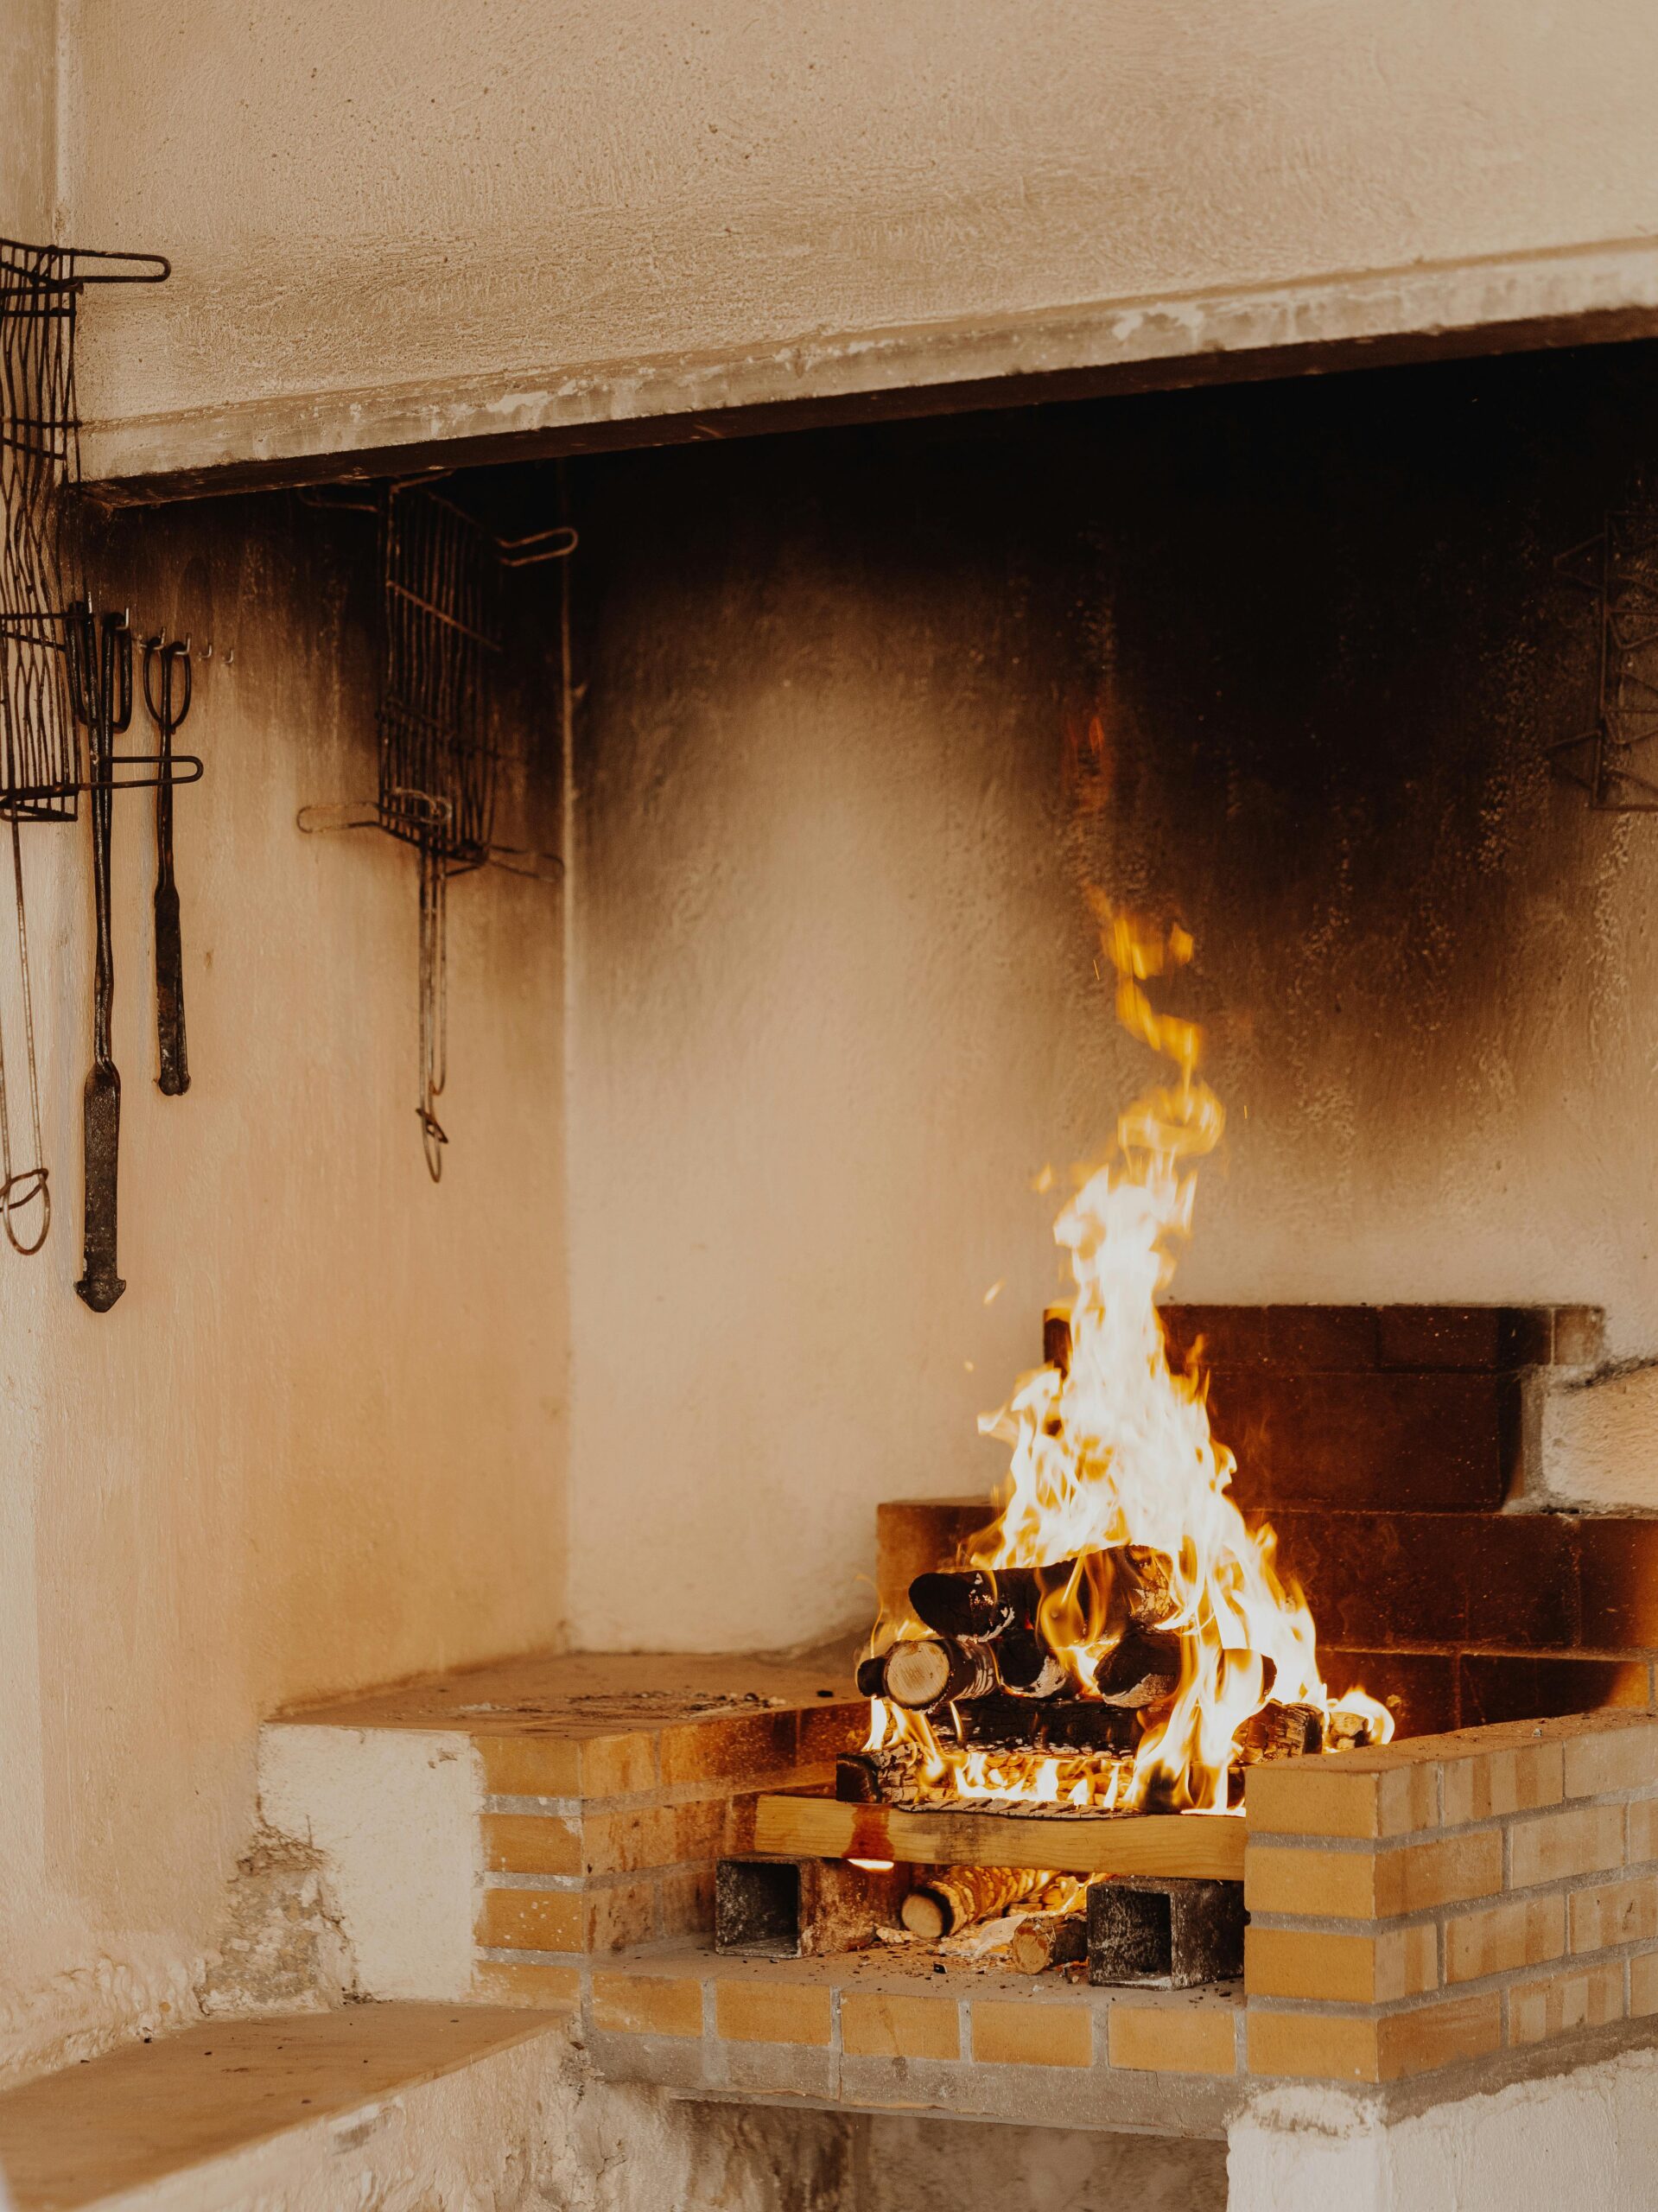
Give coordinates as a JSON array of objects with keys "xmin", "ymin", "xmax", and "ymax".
[
  {"xmin": 67, "ymin": 602, "xmax": 132, "ymax": 1313},
  {"xmin": 143, "ymin": 635, "xmax": 192, "ymax": 1095}
]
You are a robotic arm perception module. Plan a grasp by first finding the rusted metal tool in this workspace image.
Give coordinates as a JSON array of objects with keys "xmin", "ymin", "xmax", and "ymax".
[
  {"xmin": 143, "ymin": 634, "xmax": 192, "ymax": 1096},
  {"xmin": 68, "ymin": 602, "xmax": 131, "ymax": 1312}
]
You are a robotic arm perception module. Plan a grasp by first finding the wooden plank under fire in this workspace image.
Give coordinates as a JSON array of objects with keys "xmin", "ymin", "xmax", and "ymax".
[{"xmin": 752, "ymin": 1791, "xmax": 1246, "ymax": 1881}]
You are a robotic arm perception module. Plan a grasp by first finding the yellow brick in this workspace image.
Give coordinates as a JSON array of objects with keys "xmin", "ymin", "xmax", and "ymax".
[
  {"xmin": 715, "ymin": 1980, "xmax": 833, "ymax": 2047},
  {"xmin": 658, "ymin": 1865, "xmax": 715, "ymax": 1939},
  {"xmin": 1509, "ymin": 1962, "xmax": 1623, "ymax": 2048},
  {"xmin": 1245, "ymin": 1847, "xmax": 1381, "ymax": 1920},
  {"xmin": 478, "ymin": 1887, "xmax": 581, "ymax": 1952},
  {"xmin": 472, "ymin": 1959, "xmax": 581, "ymax": 2011},
  {"xmin": 1628, "ymin": 1799, "xmax": 1658, "ymax": 1866},
  {"xmin": 971, "ymin": 2000, "xmax": 1094, "ymax": 2069},
  {"xmin": 1109, "ymin": 2003, "xmax": 1236, "ymax": 2075},
  {"xmin": 592, "ymin": 1972, "xmax": 703, "ymax": 2037},
  {"xmin": 1563, "ymin": 1722, "xmax": 1658, "ymax": 1801},
  {"xmin": 1248, "ymin": 1832, "xmax": 1501, "ymax": 1921},
  {"xmin": 1245, "ymin": 1759, "xmax": 1437, "ymax": 1840},
  {"xmin": 1248, "ymin": 2008, "xmax": 1382, "ymax": 2083},
  {"xmin": 476, "ymin": 1731, "xmax": 657, "ymax": 1800},
  {"xmin": 1509, "ymin": 1804, "xmax": 1625, "ymax": 1890},
  {"xmin": 581, "ymin": 1806, "xmax": 677, "ymax": 1875},
  {"xmin": 584, "ymin": 1879, "xmax": 660, "ymax": 1953},
  {"xmin": 478, "ymin": 1734, "xmax": 581, "ymax": 1797},
  {"xmin": 842, "ymin": 1992, "xmax": 961, "ymax": 2061},
  {"xmin": 481, "ymin": 1813, "xmax": 581, "ymax": 1877},
  {"xmin": 1382, "ymin": 1832, "xmax": 1504, "ymax": 1915},
  {"xmin": 1570, "ymin": 1875, "xmax": 1658, "ymax": 1955},
  {"xmin": 1445, "ymin": 1895, "xmax": 1564, "ymax": 1984},
  {"xmin": 1246, "ymin": 1924, "xmax": 1435, "ymax": 2004},
  {"xmin": 1249, "ymin": 1994, "xmax": 1501, "ymax": 2084},
  {"xmin": 1631, "ymin": 1949, "xmax": 1658, "ymax": 2018},
  {"xmin": 574, "ymin": 1732, "xmax": 658, "ymax": 1797},
  {"xmin": 1375, "ymin": 1992, "xmax": 1502, "ymax": 2079},
  {"xmin": 1442, "ymin": 1742, "xmax": 1563, "ymax": 1827}
]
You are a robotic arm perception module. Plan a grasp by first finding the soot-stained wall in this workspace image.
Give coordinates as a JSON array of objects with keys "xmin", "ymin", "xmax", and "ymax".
[
  {"xmin": 0, "ymin": 487, "xmax": 568, "ymax": 2081},
  {"xmin": 569, "ymin": 344, "xmax": 1658, "ymax": 1653}
]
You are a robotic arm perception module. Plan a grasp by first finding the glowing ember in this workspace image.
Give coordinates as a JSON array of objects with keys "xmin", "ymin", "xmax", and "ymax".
[{"xmin": 866, "ymin": 905, "xmax": 1392, "ymax": 1815}]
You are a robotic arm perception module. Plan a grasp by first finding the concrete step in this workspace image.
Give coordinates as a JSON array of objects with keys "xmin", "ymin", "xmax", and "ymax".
[{"xmin": 0, "ymin": 2005, "xmax": 562, "ymax": 2212}]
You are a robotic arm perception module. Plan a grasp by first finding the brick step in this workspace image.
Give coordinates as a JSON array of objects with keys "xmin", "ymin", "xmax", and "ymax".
[
  {"xmin": 0, "ymin": 2006, "xmax": 557, "ymax": 2212},
  {"xmin": 1164, "ymin": 1303, "xmax": 1602, "ymax": 1512}
]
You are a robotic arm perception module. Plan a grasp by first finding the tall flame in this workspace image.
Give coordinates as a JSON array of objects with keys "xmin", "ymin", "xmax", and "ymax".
[{"xmin": 868, "ymin": 905, "xmax": 1390, "ymax": 1814}]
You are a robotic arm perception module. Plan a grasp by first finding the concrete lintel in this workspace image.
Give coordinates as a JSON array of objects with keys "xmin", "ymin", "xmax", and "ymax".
[
  {"xmin": 1228, "ymin": 2028, "xmax": 1658, "ymax": 2212},
  {"xmin": 79, "ymin": 234, "xmax": 1658, "ymax": 505}
]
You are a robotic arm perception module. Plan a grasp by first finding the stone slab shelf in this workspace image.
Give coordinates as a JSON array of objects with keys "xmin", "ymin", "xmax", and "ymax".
[{"xmin": 0, "ymin": 2005, "xmax": 560, "ymax": 2212}]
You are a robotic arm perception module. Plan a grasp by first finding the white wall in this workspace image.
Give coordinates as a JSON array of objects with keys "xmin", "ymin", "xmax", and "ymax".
[
  {"xmin": 0, "ymin": 475, "xmax": 568, "ymax": 2078},
  {"xmin": 51, "ymin": 0, "xmax": 1658, "ymax": 483},
  {"xmin": 1229, "ymin": 2050, "xmax": 1658, "ymax": 2212}
]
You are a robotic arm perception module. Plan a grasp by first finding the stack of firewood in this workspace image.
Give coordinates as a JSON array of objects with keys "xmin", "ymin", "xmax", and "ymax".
[{"xmin": 854, "ymin": 1551, "xmax": 1372, "ymax": 1807}]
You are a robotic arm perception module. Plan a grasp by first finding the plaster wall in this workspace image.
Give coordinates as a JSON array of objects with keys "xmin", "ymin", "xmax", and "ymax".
[
  {"xmin": 568, "ymin": 346, "xmax": 1658, "ymax": 1655},
  {"xmin": 1228, "ymin": 2049, "xmax": 1658, "ymax": 2212},
  {"xmin": 0, "ymin": 488, "xmax": 568, "ymax": 2081},
  {"xmin": 47, "ymin": 0, "xmax": 1658, "ymax": 482}
]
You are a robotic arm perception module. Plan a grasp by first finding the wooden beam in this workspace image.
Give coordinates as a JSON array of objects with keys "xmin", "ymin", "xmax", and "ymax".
[{"xmin": 753, "ymin": 1792, "xmax": 1245, "ymax": 1881}]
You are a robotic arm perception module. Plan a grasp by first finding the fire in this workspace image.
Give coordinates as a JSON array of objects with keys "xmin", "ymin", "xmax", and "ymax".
[{"xmin": 867, "ymin": 905, "xmax": 1391, "ymax": 1814}]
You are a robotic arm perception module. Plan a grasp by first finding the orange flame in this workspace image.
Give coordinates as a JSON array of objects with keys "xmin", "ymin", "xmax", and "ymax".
[{"xmin": 867, "ymin": 906, "xmax": 1391, "ymax": 1813}]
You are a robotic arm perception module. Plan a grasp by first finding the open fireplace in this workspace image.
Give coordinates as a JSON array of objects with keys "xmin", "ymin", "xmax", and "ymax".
[{"xmin": 10, "ymin": 32, "xmax": 1658, "ymax": 2194}]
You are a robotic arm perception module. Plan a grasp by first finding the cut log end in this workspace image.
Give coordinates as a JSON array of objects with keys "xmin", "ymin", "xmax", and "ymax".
[{"xmin": 1010, "ymin": 1910, "xmax": 1089, "ymax": 1974}]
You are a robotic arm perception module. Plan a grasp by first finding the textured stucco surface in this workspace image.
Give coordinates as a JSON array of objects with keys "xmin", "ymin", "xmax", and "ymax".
[
  {"xmin": 1228, "ymin": 2047, "xmax": 1658, "ymax": 2211},
  {"xmin": 0, "ymin": 490, "xmax": 568, "ymax": 2081},
  {"xmin": 569, "ymin": 347, "xmax": 1658, "ymax": 1653},
  {"xmin": 48, "ymin": 0, "xmax": 1658, "ymax": 480},
  {"xmin": 257, "ymin": 1729, "xmax": 482, "ymax": 2003}
]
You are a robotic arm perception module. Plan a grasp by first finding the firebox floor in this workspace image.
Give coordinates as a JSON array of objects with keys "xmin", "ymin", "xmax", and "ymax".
[{"xmin": 580, "ymin": 1935, "xmax": 1247, "ymax": 2136}]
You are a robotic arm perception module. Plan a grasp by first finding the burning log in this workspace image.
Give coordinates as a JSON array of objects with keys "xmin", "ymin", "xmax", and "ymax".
[
  {"xmin": 899, "ymin": 1866, "xmax": 1052, "ymax": 1939},
  {"xmin": 835, "ymin": 1746, "xmax": 919, "ymax": 1802},
  {"xmin": 881, "ymin": 1637, "xmax": 998, "ymax": 1710},
  {"xmin": 1010, "ymin": 1910, "xmax": 1089, "ymax": 1974},
  {"xmin": 1092, "ymin": 1630, "xmax": 1183, "ymax": 1707},
  {"xmin": 908, "ymin": 1551, "xmax": 1176, "ymax": 1642},
  {"xmin": 956, "ymin": 1693, "xmax": 1138, "ymax": 1755},
  {"xmin": 1043, "ymin": 1302, "xmax": 1073, "ymax": 1376},
  {"xmin": 908, "ymin": 1567, "xmax": 1046, "ymax": 1642},
  {"xmin": 1235, "ymin": 1700, "xmax": 1324, "ymax": 1763}
]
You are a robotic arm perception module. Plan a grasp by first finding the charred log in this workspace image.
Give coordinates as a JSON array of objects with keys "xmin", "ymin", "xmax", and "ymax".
[
  {"xmin": 956, "ymin": 1694, "xmax": 1139, "ymax": 1755},
  {"xmin": 1093, "ymin": 1630, "xmax": 1183, "ymax": 1707},
  {"xmin": 835, "ymin": 1746, "xmax": 919, "ymax": 1802},
  {"xmin": 1043, "ymin": 1303, "xmax": 1073, "ymax": 1376},
  {"xmin": 1235, "ymin": 1700, "xmax": 1324, "ymax": 1763}
]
